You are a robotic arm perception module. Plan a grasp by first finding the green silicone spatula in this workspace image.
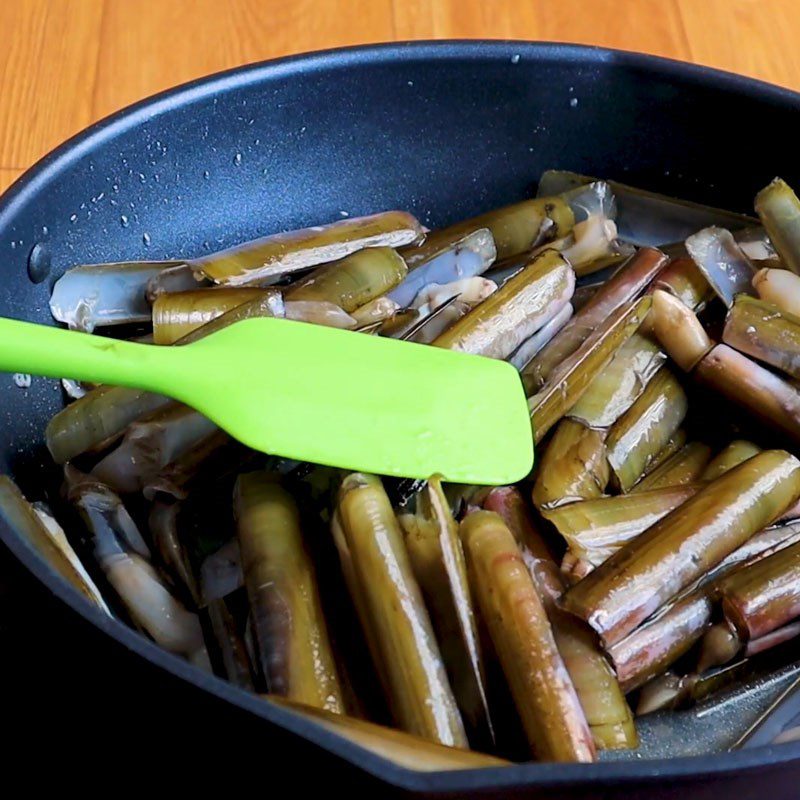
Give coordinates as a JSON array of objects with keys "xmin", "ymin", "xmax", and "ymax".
[{"xmin": 0, "ymin": 316, "xmax": 533, "ymax": 484}]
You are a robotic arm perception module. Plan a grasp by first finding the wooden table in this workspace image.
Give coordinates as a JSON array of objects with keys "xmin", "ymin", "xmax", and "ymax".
[{"xmin": 1, "ymin": 0, "xmax": 799, "ymax": 195}]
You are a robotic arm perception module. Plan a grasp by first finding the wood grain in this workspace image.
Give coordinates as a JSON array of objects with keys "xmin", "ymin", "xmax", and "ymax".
[
  {"xmin": 1, "ymin": 0, "xmax": 800, "ymax": 178},
  {"xmin": 531, "ymin": 0, "xmax": 691, "ymax": 61},
  {"xmin": 0, "ymin": 0, "xmax": 104, "ymax": 168},
  {"xmin": 393, "ymin": 0, "xmax": 690, "ymax": 61},
  {"xmin": 393, "ymin": 0, "xmax": 539, "ymax": 40},
  {"xmin": 92, "ymin": 0, "xmax": 395, "ymax": 121},
  {"xmin": 0, "ymin": 169, "xmax": 22, "ymax": 195},
  {"xmin": 678, "ymin": 0, "xmax": 800, "ymax": 88}
]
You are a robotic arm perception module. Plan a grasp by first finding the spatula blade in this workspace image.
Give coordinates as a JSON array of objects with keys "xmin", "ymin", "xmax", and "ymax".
[{"xmin": 177, "ymin": 318, "xmax": 533, "ymax": 484}]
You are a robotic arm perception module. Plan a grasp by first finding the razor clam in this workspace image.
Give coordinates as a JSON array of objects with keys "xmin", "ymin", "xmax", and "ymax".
[
  {"xmin": 285, "ymin": 246, "xmax": 407, "ymax": 312},
  {"xmin": 177, "ymin": 290, "xmax": 288, "ymax": 343},
  {"xmin": 648, "ymin": 256, "xmax": 714, "ymax": 312},
  {"xmin": 0, "ymin": 477, "xmax": 109, "ymax": 611},
  {"xmin": 697, "ymin": 621, "xmax": 744, "ymax": 673},
  {"xmin": 632, "ymin": 442, "xmax": 713, "ymax": 492},
  {"xmin": 406, "ymin": 279, "xmax": 498, "ymax": 345},
  {"xmin": 411, "ymin": 277, "xmax": 497, "ymax": 310},
  {"xmin": 752, "ymin": 267, "xmax": 800, "ymax": 316},
  {"xmin": 558, "ymin": 180, "xmax": 617, "ymax": 222},
  {"xmin": 522, "ymin": 247, "xmax": 667, "ymax": 392},
  {"xmin": 146, "ymin": 262, "xmax": 206, "ymax": 301},
  {"xmin": 568, "ymin": 332, "xmax": 667, "ymax": 429},
  {"xmin": 91, "ymin": 404, "xmax": 219, "ymax": 494},
  {"xmin": 697, "ymin": 613, "xmax": 800, "ymax": 681},
  {"xmin": 460, "ymin": 510, "xmax": 596, "ymax": 762},
  {"xmin": 609, "ymin": 592, "xmax": 713, "ymax": 693},
  {"xmin": 333, "ymin": 473, "xmax": 466, "ymax": 746},
  {"xmin": 190, "ymin": 211, "xmax": 424, "ymax": 286},
  {"xmin": 46, "ymin": 291, "xmax": 288, "ymax": 465},
  {"xmin": 390, "ymin": 228, "xmax": 497, "ymax": 307},
  {"xmin": 642, "ymin": 642, "xmax": 800, "ymax": 718},
  {"xmin": 61, "ymin": 378, "xmax": 93, "ymax": 400},
  {"xmin": 30, "ymin": 501, "xmax": 111, "ymax": 612},
  {"xmin": 700, "ymin": 439, "xmax": 761, "ymax": 481},
  {"xmin": 148, "ymin": 500, "xmax": 200, "ymax": 607},
  {"xmin": 561, "ymin": 215, "xmax": 626, "ymax": 274},
  {"xmin": 537, "ymin": 170, "xmax": 757, "ymax": 246},
  {"xmin": 267, "ymin": 696, "xmax": 509, "ymax": 771},
  {"xmin": 737, "ymin": 225, "xmax": 778, "ymax": 262},
  {"xmin": 236, "ymin": 472, "xmax": 344, "ymax": 712},
  {"xmin": 483, "ymin": 488, "xmax": 636, "ymax": 750},
  {"xmin": 284, "ymin": 300, "xmax": 357, "ymax": 328},
  {"xmin": 746, "ymin": 620, "xmax": 800, "ymax": 657},
  {"xmin": 407, "ymin": 305, "xmax": 468, "ymax": 344},
  {"xmin": 528, "ymin": 297, "xmax": 652, "ymax": 443},
  {"xmin": 349, "ymin": 297, "xmax": 401, "ymax": 326},
  {"xmin": 50, "ymin": 260, "xmax": 182, "ymax": 332},
  {"xmin": 605, "ymin": 368, "xmax": 688, "ymax": 492},
  {"xmin": 483, "ymin": 486, "xmax": 565, "ymax": 603},
  {"xmin": 46, "ymin": 384, "xmax": 173, "ymax": 464},
  {"xmin": 648, "ymin": 289, "xmax": 714, "ymax": 372},
  {"xmin": 532, "ymin": 210, "xmax": 632, "ymax": 277},
  {"xmin": 152, "ymin": 287, "xmax": 277, "ymax": 343},
  {"xmin": 508, "ymin": 302, "xmax": 573, "ymax": 371},
  {"xmin": 412, "ymin": 196, "xmax": 573, "ymax": 269},
  {"xmin": 684, "ymin": 522, "xmax": 800, "ymax": 641},
  {"xmin": 723, "ymin": 295, "xmax": 800, "ymax": 379},
  {"xmin": 634, "ymin": 672, "xmax": 694, "ymax": 716},
  {"xmin": 718, "ymin": 540, "xmax": 800, "ymax": 641},
  {"xmin": 543, "ymin": 485, "xmax": 700, "ymax": 570},
  {"xmin": 398, "ymin": 476, "xmax": 493, "ymax": 746},
  {"xmin": 562, "ymin": 450, "xmax": 800, "ymax": 646},
  {"xmin": 644, "ymin": 428, "xmax": 688, "ymax": 474},
  {"xmin": 200, "ymin": 539, "xmax": 243, "ymax": 605},
  {"xmin": 685, "ymin": 226, "xmax": 757, "ymax": 307},
  {"xmin": 143, "ymin": 429, "xmax": 236, "ymax": 501},
  {"xmin": 531, "ymin": 419, "xmax": 610, "ymax": 510},
  {"xmin": 206, "ymin": 596, "xmax": 257, "ymax": 690},
  {"xmin": 755, "ymin": 178, "xmax": 800, "ymax": 274},
  {"xmin": 65, "ymin": 467, "xmax": 208, "ymax": 663},
  {"xmin": 432, "ymin": 250, "xmax": 574, "ymax": 360},
  {"xmin": 695, "ymin": 344, "xmax": 800, "ymax": 445}
]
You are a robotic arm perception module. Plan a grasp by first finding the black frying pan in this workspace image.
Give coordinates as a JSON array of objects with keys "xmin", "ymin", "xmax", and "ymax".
[{"xmin": 0, "ymin": 41, "xmax": 798, "ymax": 796}]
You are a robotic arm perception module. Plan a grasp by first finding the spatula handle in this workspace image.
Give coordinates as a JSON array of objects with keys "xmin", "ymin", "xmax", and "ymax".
[{"xmin": 0, "ymin": 317, "xmax": 168, "ymax": 390}]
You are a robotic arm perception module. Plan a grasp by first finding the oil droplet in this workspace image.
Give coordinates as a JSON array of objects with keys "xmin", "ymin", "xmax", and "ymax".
[
  {"xmin": 143, "ymin": 232, "xmax": 151, "ymax": 246},
  {"xmin": 234, "ymin": 153, "xmax": 242, "ymax": 166},
  {"xmin": 27, "ymin": 242, "xmax": 51, "ymax": 284},
  {"xmin": 69, "ymin": 214, "xmax": 77, "ymax": 223},
  {"xmin": 120, "ymin": 214, "xmax": 129, "ymax": 227},
  {"xmin": 203, "ymin": 170, "xmax": 210, "ymax": 179},
  {"xmin": 510, "ymin": 54, "xmax": 520, "ymax": 64},
  {"xmin": 13, "ymin": 373, "xmax": 31, "ymax": 388},
  {"xmin": 570, "ymin": 97, "xmax": 578, "ymax": 108},
  {"xmin": 41, "ymin": 225, "xmax": 48, "ymax": 235}
]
